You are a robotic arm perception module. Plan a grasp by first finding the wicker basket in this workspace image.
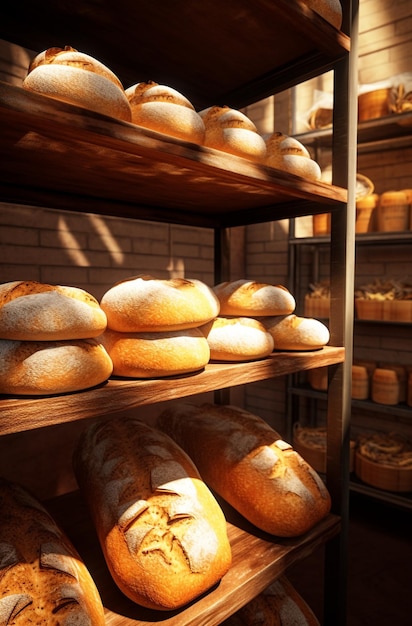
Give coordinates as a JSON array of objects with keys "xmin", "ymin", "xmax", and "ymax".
[
  {"xmin": 355, "ymin": 193, "xmax": 378, "ymax": 233},
  {"xmin": 312, "ymin": 212, "xmax": 330, "ymax": 235},
  {"xmin": 304, "ymin": 295, "xmax": 330, "ymax": 318},
  {"xmin": 382, "ymin": 300, "xmax": 412, "ymax": 322},
  {"xmin": 377, "ymin": 191, "xmax": 409, "ymax": 232},
  {"xmin": 358, "ymin": 88, "xmax": 392, "ymax": 121},
  {"xmin": 355, "ymin": 452, "xmax": 412, "ymax": 492},
  {"xmin": 355, "ymin": 299, "xmax": 384, "ymax": 320},
  {"xmin": 293, "ymin": 425, "xmax": 355, "ymax": 473}
]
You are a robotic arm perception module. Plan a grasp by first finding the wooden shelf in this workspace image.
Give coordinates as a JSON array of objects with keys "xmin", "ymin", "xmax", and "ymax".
[
  {"xmin": 0, "ymin": 82, "xmax": 347, "ymax": 228},
  {"xmin": 0, "ymin": 346, "xmax": 344, "ymax": 436},
  {"xmin": 46, "ymin": 490, "xmax": 340, "ymax": 626}
]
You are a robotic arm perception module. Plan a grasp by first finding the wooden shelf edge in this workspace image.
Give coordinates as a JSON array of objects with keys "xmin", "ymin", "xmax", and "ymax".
[
  {"xmin": 46, "ymin": 491, "xmax": 340, "ymax": 626},
  {"xmin": 0, "ymin": 346, "xmax": 345, "ymax": 436}
]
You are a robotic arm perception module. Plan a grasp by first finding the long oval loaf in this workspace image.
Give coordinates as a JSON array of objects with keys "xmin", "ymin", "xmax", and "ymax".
[
  {"xmin": 0, "ymin": 478, "xmax": 105, "ymax": 625},
  {"xmin": 73, "ymin": 416, "xmax": 232, "ymax": 610},
  {"xmin": 157, "ymin": 403, "xmax": 331, "ymax": 537}
]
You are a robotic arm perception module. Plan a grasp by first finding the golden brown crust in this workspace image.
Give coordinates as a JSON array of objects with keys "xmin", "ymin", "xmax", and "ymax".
[
  {"xmin": 213, "ymin": 280, "xmax": 296, "ymax": 317},
  {"xmin": 100, "ymin": 274, "xmax": 220, "ymax": 332},
  {"xmin": 0, "ymin": 338, "xmax": 113, "ymax": 395},
  {"xmin": 264, "ymin": 133, "xmax": 321, "ymax": 180},
  {"xmin": 201, "ymin": 316, "xmax": 274, "ymax": 361},
  {"xmin": 73, "ymin": 416, "xmax": 232, "ymax": 610},
  {"xmin": 101, "ymin": 327, "xmax": 210, "ymax": 377},
  {"xmin": 261, "ymin": 314, "xmax": 330, "ymax": 350},
  {"xmin": 302, "ymin": 0, "xmax": 343, "ymax": 29},
  {"xmin": 157, "ymin": 403, "xmax": 331, "ymax": 537},
  {"xmin": 0, "ymin": 478, "xmax": 105, "ymax": 625},
  {"xmin": 0, "ymin": 281, "xmax": 107, "ymax": 340}
]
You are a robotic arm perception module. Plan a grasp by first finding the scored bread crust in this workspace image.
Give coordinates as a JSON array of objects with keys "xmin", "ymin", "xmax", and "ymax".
[
  {"xmin": 303, "ymin": 0, "xmax": 343, "ymax": 29},
  {"xmin": 261, "ymin": 314, "xmax": 330, "ymax": 350},
  {"xmin": 126, "ymin": 81, "xmax": 205, "ymax": 144},
  {"xmin": 101, "ymin": 327, "xmax": 210, "ymax": 377},
  {"xmin": 157, "ymin": 403, "xmax": 331, "ymax": 537},
  {"xmin": 0, "ymin": 478, "xmax": 106, "ymax": 625},
  {"xmin": 73, "ymin": 416, "xmax": 232, "ymax": 610},
  {"xmin": 0, "ymin": 281, "xmax": 107, "ymax": 341},
  {"xmin": 199, "ymin": 106, "xmax": 267, "ymax": 161},
  {"xmin": 0, "ymin": 338, "xmax": 113, "ymax": 395},
  {"xmin": 213, "ymin": 279, "xmax": 296, "ymax": 317},
  {"xmin": 23, "ymin": 46, "xmax": 132, "ymax": 121},
  {"xmin": 100, "ymin": 274, "xmax": 220, "ymax": 332},
  {"xmin": 201, "ymin": 316, "xmax": 274, "ymax": 361},
  {"xmin": 264, "ymin": 133, "xmax": 321, "ymax": 181}
]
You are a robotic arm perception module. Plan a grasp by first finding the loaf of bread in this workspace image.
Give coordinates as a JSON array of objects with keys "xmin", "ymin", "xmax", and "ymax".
[
  {"xmin": 73, "ymin": 416, "xmax": 232, "ymax": 610},
  {"xmin": 100, "ymin": 274, "xmax": 220, "ymax": 332},
  {"xmin": 201, "ymin": 316, "xmax": 274, "ymax": 361},
  {"xmin": 302, "ymin": 0, "xmax": 343, "ymax": 29},
  {"xmin": 23, "ymin": 46, "xmax": 132, "ymax": 121},
  {"xmin": 222, "ymin": 575, "xmax": 320, "ymax": 625},
  {"xmin": 126, "ymin": 81, "xmax": 205, "ymax": 144},
  {"xmin": 261, "ymin": 314, "xmax": 330, "ymax": 350},
  {"xmin": 199, "ymin": 106, "xmax": 267, "ymax": 161},
  {"xmin": 0, "ymin": 281, "xmax": 107, "ymax": 340},
  {"xmin": 157, "ymin": 403, "xmax": 331, "ymax": 537},
  {"xmin": 0, "ymin": 478, "xmax": 105, "ymax": 625},
  {"xmin": 101, "ymin": 327, "xmax": 210, "ymax": 377},
  {"xmin": 213, "ymin": 280, "xmax": 296, "ymax": 317},
  {"xmin": 264, "ymin": 133, "xmax": 321, "ymax": 181},
  {"xmin": 0, "ymin": 337, "xmax": 113, "ymax": 395}
]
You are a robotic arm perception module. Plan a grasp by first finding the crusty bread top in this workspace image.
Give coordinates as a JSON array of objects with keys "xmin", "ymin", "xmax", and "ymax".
[
  {"xmin": 0, "ymin": 281, "xmax": 107, "ymax": 340},
  {"xmin": 261, "ymin": 314, "xmax": 330, "ymax": 350},
  {"xmin": 213, "ymin": 279, "xmax": 296, "ymax": 316},
  {"xmin": 303, "ymin": 0, "xmax": 343, "ymax": 29},
  {"xmin": 201, "ymin": 316, "xmax": 274, "ymax": 361},
  {"xmin": 100, "ymin": 274, "xmax": 220, "ymax": 332},
  {"xmin": 126, "ymin": 81, "xmax": 196, "ymax": 110},
  {"xmin": 199, "ymin": 105, "xmax": 259, "ymax": 132},
  {"xmin": 0, "ymin": 478, "xmax": 105, "ymax": 625}
]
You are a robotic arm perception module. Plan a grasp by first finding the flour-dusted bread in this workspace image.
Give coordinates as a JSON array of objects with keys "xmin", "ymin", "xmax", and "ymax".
[
  {"xmin": 125, "ymin": 81, "xmax": 205, "ymax": 144},
  {"xmin": 23, "ymin": 46, "xmax": 132, "ymax": 121},
  {"xmin": 0, "ymin": 478, "xmax": 105, "ymax": 625},
  {"xmin": 264, "ymin": 133, "xmax": 321, "ymax": 181},
  {"xmin": 100, "ymin": 274, "xmax": 220, "ymax": 332},
  {"xmin": 222, "ymin": 575, "xmax": 320, "ymax": 625},
  {"xmin": 302, "ymin": 0, "xmax": 343, "ymax": 29},
  {"xmin": 261, "ymin": 314, "xmax": 330, "ymax": 351},
  {"xmin": 199, "ymin": 105, "xmax": 267, "ymax": 161},
  {"xmin": 157, "ymin": 403, "xmax": 331, "ymax": 537},
  {"xmin": 101, "ymin": 327, "xmax": 210, "ymax": 377},
  {"xmin": 73, "ymin": 416, "xmax": 232, "ymax": 610},
  {"xmin": 0, "ymin": 337, "xmax": 113, "ymax": 395},
  {"xmin": 0, "ymin": 280, "xmax": 107, "ymax": 341},
  {"xmin": 201, "ymin": 316, "xmax": 274, "ymax": 361},
  {"xmin": 213, "ymin": 279, "xmax": 296, "ymax": 317}
]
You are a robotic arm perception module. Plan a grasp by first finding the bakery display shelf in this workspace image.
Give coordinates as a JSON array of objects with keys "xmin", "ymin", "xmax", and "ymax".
[
  {"xmin": 350, "ymin": 476, "xmax": 412, "ymax": 511},
  {"xmin": 0, "ymin": 82, "xmax": 347, "ymax": 229},
  {"xmin": 0, "ymin": 346, "xmax": 344, "ymax": 437},
  {"xmin": 0, "ymin": 0, "xmax": 349, "ymax": 111},
  {"xmin": 46, "ymin": 490, "xmax": 341, "ymax": 626},
  {"xmin": 289, "ymin": 231, "xmax": 412, "ymax": 246}
]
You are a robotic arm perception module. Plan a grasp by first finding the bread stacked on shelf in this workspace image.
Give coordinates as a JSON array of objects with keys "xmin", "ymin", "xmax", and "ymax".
[
  {"xmin": 99, "ymin": 274, "xmax": 218, "ymax": 377},
  {"xmin": 222, "ymin": 575, "xmax": 320, "ymax": 625},
  {"xmin": 355, "ymin": 431, "xmax": 412, "ymax": 492},
  {"xmin": 0, "ymin": 280, "xmax": 113, "ymax": 395},
  {"xmin": 125, "ymin": 81, "xmax": 205, "ymax": 144},
  {"xmin": 264, "ymin": 133, "xmax": 322, "ymax": 181},
  {"xmin": 73, "ymin": 415, "xmax": 232, "ymax": 610},
  {"xmin": 23, "ymin": 46, "xmax": 132, "ymax": 121},
  {"xmin": 157, "ymin": 403, "xmax": 332, "ymax": 537},
  {"xmin": 0, "ymin": 478, "xmax": 106, "ymax": 624}
]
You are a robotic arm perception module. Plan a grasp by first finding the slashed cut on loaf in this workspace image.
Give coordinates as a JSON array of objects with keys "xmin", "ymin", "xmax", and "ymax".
[
  {"xmin": 213, "ymin": 279, "xmax": 296, "ymax": 317},
  {"xmin": 264, "ymin": 133, "xmax": 321, "ymax": 181},
  {"xmin": 73, "ymin": 416, "xmax": 232, "ymax": 610},
  {"xmin": 0, "ymin": 478, "xmax": 105, "ymax": 625},
  {"xmin": 157, "ymin": 403, "xmax": 331, "ymax": 537},
  {"xmin": 0, "ymin": 280, "xmax": 107, "ymax": 341},
  {"xmin": 100, "ymin": 274, "xmax": 220, "ymax": 332}
]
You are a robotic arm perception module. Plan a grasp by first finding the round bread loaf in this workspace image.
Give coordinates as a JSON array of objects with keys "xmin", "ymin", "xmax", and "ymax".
[
  {"xmin": 0, "ymin": 478, "xmax": 106, "ymax": 625},
  {"xmin": 125, "ymin": 81, "xmax": 205, "ymax": 144},
  {"xmin": 157, "ymin": 403, "xmax": 331, "ymax": 537},
  {"xmin": 100, "ymin": 274, "xmax": 220, "ymax": 332},
  {"xmin": 201, "ymin": 316, "xmax": 274, "ymax": 361},
  {"xmin": 23, "ymin": 46, "xmax": 131, "ymax": 121},
  {"xmin": 264, "ymin": 133, "xmax": 321, "ymax": 180},
  {"xmin": 73, "ymin": 416, "xmax": 232, "ymax": 610},
  {"xmin": 0, "ymin": 338, "xmax": 113, "ymax": 395},
  {"xmin": 213, "ymin": 279, "xmax": 296, "ymax": 317},
  {"xmin": 101, "ymin": 327, "xmax": 210, "ymax": 377},
  {"xmin": 303, "ymin": 0, "xmax": 343, "ymax": 29},
  {"xmin": 261, "ymin": 314, "xmax": 330, "ymax": 351},
  {"xmin": 224, "ymin": 575, "xmax": 320, "ymax": 625},
  {"xmin": 199, "ymin": 105, "xmax": 267, "ymax": 161},
  {"xmin": 0, "ymin": 280, "xmax": 107, "ymax": 341}
]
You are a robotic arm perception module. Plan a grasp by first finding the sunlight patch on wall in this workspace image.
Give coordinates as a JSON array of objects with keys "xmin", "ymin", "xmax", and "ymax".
[
  {"xmin": 88, "ymin": 214, "xmax": 126, "ymax": 265},
  {"xmin": 167, "ymin": 257, "xmax": 185, "ymax": 278},
  {"xmin": 57, "ymin": 216, "xmax": 89, "ymax": 266}
]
